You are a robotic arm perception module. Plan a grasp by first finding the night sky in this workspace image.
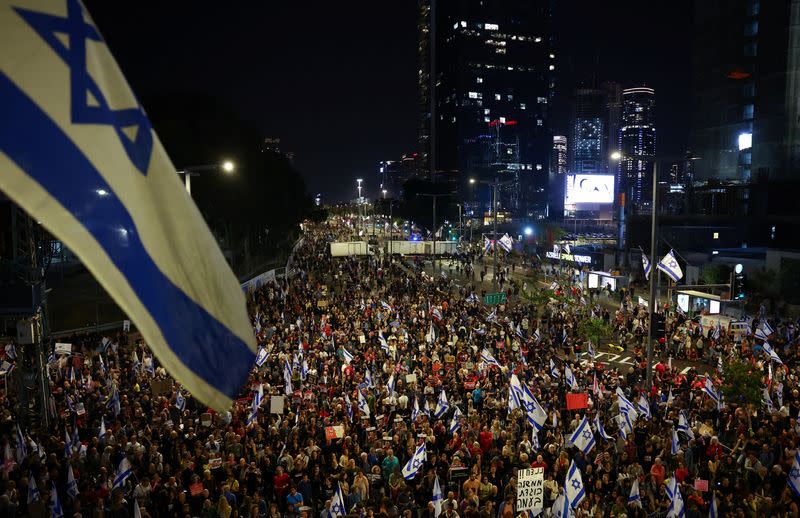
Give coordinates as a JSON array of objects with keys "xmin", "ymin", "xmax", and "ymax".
[{"xmin": 85, "ymin": 0, "xmax": 692, "ymax": 203}]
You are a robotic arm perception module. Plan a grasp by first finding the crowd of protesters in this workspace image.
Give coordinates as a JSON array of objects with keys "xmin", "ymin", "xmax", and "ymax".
[{"xmin": 2, "ymin": 217, "xmax": 800, "ymax": 518}]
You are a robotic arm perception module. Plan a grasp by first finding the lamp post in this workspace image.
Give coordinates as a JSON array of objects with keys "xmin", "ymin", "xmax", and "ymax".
[
  {"xmin": 356, "ymin": 179, "xmax": 364, "ymax": 236},
  {"xmin": 475, "ymin": 177, "xmax": 513, "ymax": 291},
  {"xmin": 179, "ymin": 160, "xmax": 235, "ymax": 195}
]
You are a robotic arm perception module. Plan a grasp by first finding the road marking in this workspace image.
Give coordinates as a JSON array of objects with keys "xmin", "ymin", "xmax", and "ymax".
[
  {"xmin": 618, "ymin": 356, "xmax": 634, "ymax": 365},
  {"xmin": 606, "ymin": 354, "xmax": 620, "ymax": 362},
  {"xmin": 680, "ymin": 366, "xmax": 692, "ymax": 374}
]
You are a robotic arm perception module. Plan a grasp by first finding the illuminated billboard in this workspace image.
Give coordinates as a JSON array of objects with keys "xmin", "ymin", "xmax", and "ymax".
[{"xmin": 564, "ymin": 174, "xmax": 615, "ymax": 205}]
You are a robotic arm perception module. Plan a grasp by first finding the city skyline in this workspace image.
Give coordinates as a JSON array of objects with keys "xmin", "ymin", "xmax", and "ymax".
[{"xmin": 85, "ymin": 0, "xmax": 692, "ymax": 203}]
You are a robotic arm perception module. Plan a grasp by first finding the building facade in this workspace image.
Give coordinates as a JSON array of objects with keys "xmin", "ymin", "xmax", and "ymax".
[
  {"xmin": 570, "ymin": 87, "xmax": 606, "ymax": 175},
  {"xmin": 619, "ymin": 87, "xmax": 656, "ymax": 210},
  {"xmin": 551, "ymin": 135, "xmax": 567, "ymax": 175},
  {"xmin": 418, "ymin": 0, "xmax": 555, "ymax": 218},
  {"xmin": 691, "ymin": 0, "xmax": 800, "ymax": 182}
]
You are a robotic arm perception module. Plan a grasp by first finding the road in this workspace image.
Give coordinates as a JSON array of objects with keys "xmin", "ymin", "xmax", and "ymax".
[{"xmin": 417, "ymin": 256, "xmax": 709, "ymax": 375}]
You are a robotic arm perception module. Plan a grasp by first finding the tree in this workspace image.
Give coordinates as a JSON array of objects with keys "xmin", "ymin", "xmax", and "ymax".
[
  {"xmin": 578, "ymin": 318, "xmax": 614, "ymax": 347},
  {"xmin": 720, "ymin": 360, "xmax": 763, "ymax": 407},
  {"xmin": 700, "ymin": 263, "xmax": 730, "ymax": 285}
]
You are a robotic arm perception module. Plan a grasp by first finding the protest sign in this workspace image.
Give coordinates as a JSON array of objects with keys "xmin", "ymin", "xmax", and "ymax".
[{"xmin": 516, "ymin": 468, "xmax": 544, "ymax": 514}]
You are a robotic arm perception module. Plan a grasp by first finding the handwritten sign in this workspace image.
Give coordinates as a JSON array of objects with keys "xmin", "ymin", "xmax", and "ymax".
[
  {"xmin": 189, "ymin": 482, "xmax": 204, "ymax": 496},
  {"xmin": 694, "ymin": 479, "xmax": 709, "ymax": 492},
  {"xmin": 517, "ymin": 467, "xmax": 544, "ymax": 514},
  {"xmin": 325, "ymin": 425, "xmax": 344, "ymax": 440}
]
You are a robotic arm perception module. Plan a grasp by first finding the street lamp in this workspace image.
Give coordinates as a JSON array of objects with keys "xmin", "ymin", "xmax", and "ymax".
[
  {"xmin": 382, "ymin": 189, "xmax": 387, "ymax": 199},
  {"xmin": 179, "ymin": 160, "xmax": 237, "ymax": 195},
  {"xmin": 476, "ymin": 178, "xmax": 513, "ymax": 291}
]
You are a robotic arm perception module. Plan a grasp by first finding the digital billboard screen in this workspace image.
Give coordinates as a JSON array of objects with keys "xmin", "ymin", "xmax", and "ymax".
[{"xmin": 564, "ymin": 174, "xmax": 615, "ymax": 205}]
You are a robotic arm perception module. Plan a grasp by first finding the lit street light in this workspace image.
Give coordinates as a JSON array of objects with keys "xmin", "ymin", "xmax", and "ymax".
[{"xmin": 179, "ymin": 160, "xmax": 236, "ymax": 195}]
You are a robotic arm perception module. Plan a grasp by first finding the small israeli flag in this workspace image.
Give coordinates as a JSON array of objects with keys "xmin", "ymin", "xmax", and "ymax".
[
  {"xmin": 616, "ymin": 387, "xmax": 638, "ymax": 417},
  {"xmin": 789, "ymin": 451, "xmax": 800, "ymax": 498},
  {"xmin": 642, "ymin": 253, "xmax": 651, "ymax": 280},
  {"xmin": 565, "ymin": 365, "xmax": 578, "ymax": 389},
  {"xmin": 358, "ymin": 389, "xmax": 370, "ymax": 417},
  {"xmin": 628, "ymin": 479, "xmax": 641, "ymax": 507},
  {"xmin": 433, "ymin": 476, "xmax": 444, "ymax": 517},
  {"xmin": 412, "ymin": 397, "xmax": 422, "ymax": 423},
  {"xmin": 565, "ymin": 461, "xmax": 585, "ymax": 509},
  {"xmin": 533, "ymin": 328, "xmax": 541, "ymax": 342},
  {"xmin": 593, "ymin": 414, "xmax": 612, "ymax": 441},
  {"xmin": 330, "ymin": 483, "xmax": 347, "ymax": 518},
  {"xmin": 386, "ymin": 374, "xmax": 396, "ymax": 396},
  {"xmin": 66, "ymin": 464, "xmax": 79, "ymax": 498},
  {"xmin": 763, "ymin": 342, "xmax": 783, "ymax": 364},
  {"xmin": 341, "ymin": 347, "xmax": 355, "ymax": 365},
  {"xmin": 657, "ymin": 250, "xmax": 684, "ymax": 282},
  {"xmin": 378, "ymin": 330, "xmax": 390, "ymax": 354},
  {"xmin": 402, "ymin": 442, "xmax": 427, "ymax": 480},
  {"xmin": 587, "ymin": 342, "xmax": 595, "ymax": 358},
  {"xmin": 255, "ymin": 347, "xmax": 268, "ymax": 367},
  {"xmin": 112, "ymin": 457, "xmax": 133, "ymax": 489},
  {"xmin": 50, "ymin": 481, "xmax": 64, "ymax": 517},
  {"xmin": 480, "ymin": 348, "xmax": 502, "ymax": 369},
  {"xmin": 449, "ymin": 406, "xmax": 462, "ymax": 434},
  {"xmin": 671, "ymin": 428, "xmax": 680, "ymax": 455},
  {"xmin": 364, "ymin": 369, "xmax": 374, "ymax": 389},
  {"xmin": 28, "ymin": 474, "xmax": 39, "ymax": 504},
  {"xmin": 345, "ymin": 394, "xmax": 353, "ymax": 422},
  {"xmin": 434, "ymin": 389, "xmax": 449, "ymax": 419},
  {"xmin": 98, "ymin": 417, "xmax": 107, "ymax": 442},
  {"xmin": 710, "ymin": 491, "xmax": 718, "ymax": 518},
  {"xmin": 175, "ymin": 390, "xmax": 186, "ymax": 412},
  {"xmin": 677, "ymin": 411, "xmax": 694, "ymax": 439},
  {"xmin": 703, "ymin": 377, "xmax": 720, "ymax": 403},
  {"xmin": 667, "ymin": 477, "xmax": 685, "ymax": 517},
  {"xmin": 637, "ymin": 394, "xmax": 651, "ymax": 420},
  {"xmin": 550, "ymin": 359, "xmax": 560, "ymax": 379},
  {"xmin": 568, "ymin": 417, "xmax": 595, "ymax": 455}
]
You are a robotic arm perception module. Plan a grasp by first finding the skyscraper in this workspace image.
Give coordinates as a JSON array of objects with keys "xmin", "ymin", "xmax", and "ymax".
[
  {"xmin": 418, "ymin": 0, "xmax": 555, "ymax": 217},
  {"xmin": 551, "ymin": 135, "xmax": 567, "ymax": 175},
  {"xmin": 691, "ymin": 0, "xmax": 800, "ymax": 182},
  {"xmin": 571, "ymin": 87, "xmax": 606, "ymax": 175},
  {"xmin": 620, "ymin": 87, "xmax": 656, "ymax": 210}
]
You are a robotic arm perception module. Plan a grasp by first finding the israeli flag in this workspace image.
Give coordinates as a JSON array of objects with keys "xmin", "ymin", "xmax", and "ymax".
[
  {"xmin": 763, "ymin": 342, "xmax": 783, "ymax": 364},
  {"xmin": 565, "ymin": 461, "xmax": 585, "ymax": 509},
  {"xmin": 412, "ymin": 397, "xmax": 422, "ymax": 423},
  {"xmin": 432, "ymin": 307, "xmax": 443, "ymax": 321},
  {"xmin": 667, "ymin": 479, "xmax": 685, "ymax": 518},
  {"xmin": 499, "ymin": 234, "xmax": 513, "ymax": 252},
  {"xmin": 677, "ymin": 411, "xmax": 694, "ymax": 439},
  {"xmin": 98, "ymin": 417, "xmax": 106, "ymax": 442},
  {"xmin": 434, "ymin": 389, "xmax": 449, "ymax": 419},
  {"xmin": 381, "ymin": 300, "xmax": 392, "ymax": 311},
  {"xmin": 789, "ymin": 451, "xmax": 800, "ymax": 498},
  {"xmin": 568, "ymin": 417, "xmax": 595, "ymax": 455},
  {"xmin": 616, "ymin": 412, "xmax": 633, "ymax": 439},
  {"xmin": 533, "ymin": 328, "xmax": 541, "ymax": 342},
  {"xmin": 551, "ymin": 493, "xmax": 569, "ymax": 518},
  {"xmin": 637, "ymin": 395, "xmax": 651, "ymax": 420},
  {"xmin": 615, "ymin": 388, "xmax": 638, "ymax": 417},
  {"xmin": 565, "ymin": 365, "xmax": 578, "ymax": 389},
  {"xmin": 587, "ymin": 342, "xmax": 595, "ymax": 359},
  {"xmin": 330, "ymin": 482, "xmax": 347, "ymax": 518},
  {"xmin": 762, "ymin": 319, "xmax": 775, "ymax": 336},
  {"xmin": 28, "ymin": 474, "xmax": 39, "ymax": 504},
  {"xmin": 283, "ymin": 360, "xmax": 293, "ymax": 396},
  {"xmin": 484, "ymin": 237, "xmax": 493, "ymax": 254},
  {"xmin": 486, "ymin": 308, "xmax": 497, "ymax": 323},
  {"xmin": 0, "ymin": 0, "xmax": 257, "ymax": 411},
  {"xmin": 642, "ymin": 253, "xmax": 651, "ymax": 280},
  {"xmin": 364, "ymin": 369, "xmax": 374, "ymax": 389},
  {"xmin": 515, "ymin": 324, "xmax": 525, "ymax": 340},
  {"xmin": 402, "ymin": 442, "xmax": 427, "ymax": 480},
  {"xmin": 113, "ymin": 457, "xmax": 133, "ymax": 489},
  {"xmin": 345, "ymin": 394, "xmax": 353, "ymax": 422},
  {"xmin": 764, "ymin": 388, "xmax": 773, "ymax": 412},
  {"xmin": 67, "ymin": 464, "xmax": 79, "ymax": 498},
  {"xmin": 480, "ymin": 348, "xmax": 502, "ymax": 369},
  {"xmin": 593, "ymin": 414, "xmax": 612, "ymax": 441},
  {"xmin": 657, "ymin": 250, "xmax": 684, "ymax": 282},
  {"xmin": 426, "ymin": 322, "xmax": 437, "ymax": 344},
  {"xmin": 386, "ymin": 374, "xmax": 396, "ymax": 396},
  {"xmin": 550, "ymin": 359, "xmax": 560, "ymax": 379},
  {"xmin": 109, "ymin": 388, "xmax": 121, "ymax": 416},
  {"xmin": 378, "ymin": 330, "xmax": 390, "ymax": 354},
  {"xmin": 175, "ymin": 390, "xmax": 186, "ymax": 412},
  {"xmin": 50, "ymin": 481, "xmax": 64, "ymax": 517},
  {"xmin": 531, "ymin": 428, "xmax": 540, "ymax": 452},
  {"xmin": 628, "ymin": 479, "xmax": 641, "ymax": 507},
  {"xmin": 358, "ymin": 389, "xmax": 370, "ymax": 417},
  {"xmin": 255, "ymin": 348, "xmax": 268, "ymax": 367},
  {"xmin": 433, "ymin": 476, "xmax": 443, "ymax": 517},
  {"xmin": 341, "ymin": 347, "xmax": 355, "ymax": 365},
  {"xmin": 703, "ymin": 377, "xmax": 720, "ymax": 403},
  {"xmin": 63, "ymin": 428, "xmax": 72, "ymax": 459},
  {"xmin": 466, "ymin": 292, "xmax": 480, "ymax": 304},
  {"xmin": 449, "ymin": 406, "xmax": 462, "ymax": 434},
  {"xmin": 671, "ymin": 428, "xmax": 680, "ymax": 455},
  {"xmin": 709, "ymin": 491, "xmax": 718, "ymax": 518}
]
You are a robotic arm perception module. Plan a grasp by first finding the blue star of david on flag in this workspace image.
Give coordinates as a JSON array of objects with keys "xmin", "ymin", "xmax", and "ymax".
[{"xmin": 402, "ymin": 442, "xmax": 427, "ymax": 480}]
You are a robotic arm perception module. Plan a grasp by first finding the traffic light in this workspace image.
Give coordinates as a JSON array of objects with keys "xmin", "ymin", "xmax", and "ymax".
[{"xmin": 732, "ymin": 263, "xmax": 746, "ymax": 300}]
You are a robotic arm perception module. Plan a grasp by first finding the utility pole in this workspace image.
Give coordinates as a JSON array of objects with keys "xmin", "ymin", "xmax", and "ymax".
[
  {"xmin": 477, "ymin": 178, "xmax": 512, "ymax": 291},
  {"xmin": 419, "ymin": 193, "xmax": 448, "ymax": 275},
  {"xmin": 645, "ymin": 162, "xmax": 659, "ymax": 389}
]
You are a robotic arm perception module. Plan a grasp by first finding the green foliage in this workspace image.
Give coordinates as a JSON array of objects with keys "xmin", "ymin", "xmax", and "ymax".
[
  {"xmin": 779, "ymin": 258, "xmax": 800, "ymax": 304},
  {"xmin": 748, "ymin": 268, "xmax": 778, "ymax": 298},
  {"xmin": 578, "ymin": 317, "xmax": 613, "ymax": 346},
  {"xmin": 720, "ymin": 360, "xmax": 763, "ymax": 407},
  {"xmin": 701, "ymin": 263, "xmax": 730, "ymax": 285}
]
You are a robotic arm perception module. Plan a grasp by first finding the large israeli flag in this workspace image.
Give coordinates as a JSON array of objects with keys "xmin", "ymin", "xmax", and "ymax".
[
  {"xmin": 657, "ymin": 250, "xmax": 684, "ymax": 282},
  {"xmin": 0, "ymin": 0, "xmax": 255, "ymax": 411},
  {"xmin": 402, "ymin": 442, "xmax": 427, "ymax": 480}
]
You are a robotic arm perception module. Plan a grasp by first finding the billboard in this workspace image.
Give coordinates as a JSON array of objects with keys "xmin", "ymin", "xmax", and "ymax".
[{"xmin": 564, "ymin": 174, "xmax": 615, "ymax": 205}]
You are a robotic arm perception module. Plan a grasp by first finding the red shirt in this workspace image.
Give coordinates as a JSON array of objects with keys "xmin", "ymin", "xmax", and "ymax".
[
  {"xmin": 274, "ymin": 472, "xmax": 291, "ymax": 497},
  {"xmin": 478, "ymin": 431, "xmax": 493, "ymax": 453}
]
